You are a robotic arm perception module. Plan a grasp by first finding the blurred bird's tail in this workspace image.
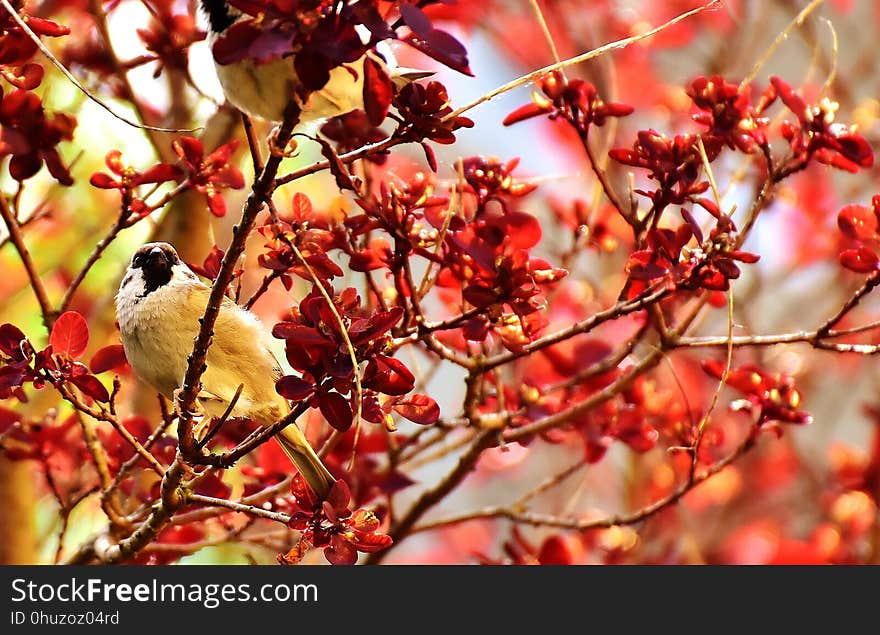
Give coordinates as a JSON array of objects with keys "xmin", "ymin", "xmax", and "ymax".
[{"xmin": 276, "ymin": 425, "xmax": 336, "ymax": 500}]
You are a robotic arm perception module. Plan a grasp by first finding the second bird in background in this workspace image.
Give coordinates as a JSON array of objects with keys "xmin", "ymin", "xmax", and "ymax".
[{"xmin": 199, "ymin": 0, "xmax": 429, "ymax": 126}]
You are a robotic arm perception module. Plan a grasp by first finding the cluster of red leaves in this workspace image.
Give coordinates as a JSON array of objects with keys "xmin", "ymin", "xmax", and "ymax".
[
  {"xmin": 135, "ymin": 0, "xmax": 206, "ymax": 78},
  {"xmin": 837, "ymin": 195, "xmax": 880, "ymax": 273},
  {"xmin": 436, "ymin": 157, "xmax": 567, "ymax": 350},
  {"xmin": 0, "ymin": 11, "xmax": 69, "ymax": 90},
  {"xmin": 702, "ymin": 360, "xmax": 812, "ymax": 427},
  {"xmin": 392, "ymin": 80, "xmax": 474, "ymax": 165},
  {"xmin": 343, "ymin": 171, "xmax": 446, "ymax": 273},
  {"xmin": 625, "ymin": 213, "xmax": 760, "ymax": 297},
  {"xmin": 770, "ymin": 76, "xmax": 873, "ymax": 174},
  {"xmin": 278, "ymin": 476, "xmax": 391, "ymax": 565},
  {"xmin": 607, "ymin": 74, "xmax": 872, "ymax": 234},
  {"xmin": 687, "ymin": 75, "xmax": 769, "ymax": 154},
  {"xmin": 503, "ymin": 70, "xmax": 634, "ymax": 130},
  {"xmin": 171, "ymin": 137, "xmax": 244, "ymax": 217},
  {"xmin": 0, "ymin": 88, "xmax": 76, "ymax": 185},
  {"xmin": 610, "ymin": 129, "xmax": 719, "ymax": 214},
  {"xmin": 257, "ymin": 192, "xmax": 343, "ymax": 283},
  {"xmin": 273, "ymin": 286, "xmax": 439, "ymax": 431},
  {"xmin": 0, "ymin": 312, "xmax": 109, "ymax": 404},
  {"xmin": 90, "ymin": 150, "xmax": 183, "ymax": 219},
  {"xmin": 0, "ymin": 10, "xmax": 78, "ymax": 185}
]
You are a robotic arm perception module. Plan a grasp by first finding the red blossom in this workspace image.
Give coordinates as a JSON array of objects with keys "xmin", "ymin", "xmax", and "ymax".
[
  {"xmin": 702, "ymin": 360, "xmax": 813, "ymax": 427},
  {"xmin": 0, "ymin": 88, "xmax": 76, "ymax": 185},
  {"xmin": 440, "ymin": 205, "xmax": 567, "ymax": 350},
  {"xmin": 278, "ymin": 476, "xmax": 392, "ymax": 565},
  {"xmin": 0, "ymin": 11, "xmax": 69, "ymax": 89},
  {"xmin": 393, "ymin": 80, "xmax": 474, "ymax": 146},
  {"xmin": 771, "ymin": 76, "xmax": 873, "ymax": 173},
  {"xmin": 257, "ymin": 193, "xmax": 344, "ymax": 281},
  {"xmin": 461, "ymin": 156, "xmax": 537, "ymax": 208},
  {"xmin": 503, "ymin": 70, "xmax": 633, "ymax": 130},
  {"xmin": 0, "ymin": 313, "xmax": 109, "ymax": 403},
  {"xmin": 273, "ymin": 286, "xmax": 438, "ymax": 431},
  {"xmin": 609, "ymin": 129, "xmax": 717, "ymax": 214},
  {"xmin": 90, "ymin": 150, "xmax": 182, "ymax": 191},
  {"xmin": 136, "ymin": 10, "xmax": 206, "ymax": 78},
  {"xmin": 320, "ymin": 110, "xmax": 389, "ymax": 164},
  {"xmin": 837, "ymin": 196, "xmax": 880, "ymax": 273},
  {"xmin": 172, "ymin": 136, "xmax": 244, "ymax": 217}
]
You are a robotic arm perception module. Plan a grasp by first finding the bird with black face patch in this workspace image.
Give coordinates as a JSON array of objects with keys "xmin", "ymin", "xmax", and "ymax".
[{"xmin": 116, "ymin": 241, "xmax": 336, "ymax": 499}]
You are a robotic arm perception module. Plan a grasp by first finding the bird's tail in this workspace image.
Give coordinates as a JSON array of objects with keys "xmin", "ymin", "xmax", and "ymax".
[{"xmin": 276, "ymin": 424, "xmax": 336, "ymax": 500}]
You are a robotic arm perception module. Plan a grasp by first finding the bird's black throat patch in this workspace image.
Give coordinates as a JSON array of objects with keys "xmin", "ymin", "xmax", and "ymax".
[
  {"xmin": 140, "ymin": 262, "xmax": 172, "ymax": 296},
  {"xmin": 132, "ymin": 243, "xmax": 178, "ymax": 296},
  {"xmin": 201, "ymin": 0, "xmax": 236, "ymax": 34}
]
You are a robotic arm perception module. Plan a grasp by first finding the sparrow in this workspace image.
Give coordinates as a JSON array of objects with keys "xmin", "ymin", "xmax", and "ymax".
[
  {"xmin": 115, "ymin": 242, "xmax": 335, "ymax": 498},
  {"xmin": 199, "ymin": 0, "xmax": 430, "ymax": 125}
]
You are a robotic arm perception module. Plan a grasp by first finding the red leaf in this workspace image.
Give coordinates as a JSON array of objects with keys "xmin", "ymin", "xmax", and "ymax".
[
  {"xmin": 89, "ymin": 172, "xmax": 118, "ymax": 189},
  {"xmin": 421, "ymin": 142, "xmax": 437, "ymax": 172},
  {"xmin": 393, "ymin": 394, "xmax": 440, "ymax": 425},
  {"xmin": 363, "ymin": 55, "xmax": 392, "ymax": 127},
  {"xmin": 2, "ymin": 63, "xmax": 44, "ymax": 90},
  {"xmin": 326, "ymin": 479, "xmax": 351, "ymax": 513},
  {"xmin": 399, "ymin": 3, "xmax": 433, "ymax": 38},
  {"xmin": 0, "ymin": 323, "xmax": 27, "ymax": 357},
  {"xmin": 837, "ymin": 204, "xmax": 877, "ymax": 242},
  {"xmin": 403, "ymin": 29, "xmax": 473, "ymax": 77},
  {"xmin": 28, "ymin": 17, "xmax": 70, "ymax": 37},
  {"xmin": 276, "ymin": 375, "xmax": 315, "ymax": 401},
  {"xmin": 503, "ymin": 102, "xmax": 552, "ymax": 126},
  {"xmin": 271, "ymin": 323, "xmax": 328, "ymax": 345},
  {"xmin": 362, "ymin": 355, "xmax": 415, "ymax": 396},
  {"xmin": 349, "ymin": 307, "xmax": 404, "ymax": 346},
  {"xmin": 839, "ymin": 247, "xmax": 879, "ymax": 273},
  {"xmin": 324, "ymin": 534, "xmax": 358, "ymax": 565},
  {"xmin": 50, "ymin": 311, "xmax": 89, "ymax": 359},
  {"xmin": 349, "ymin": 248, "xmax": 387, "ymax": 272},
  {"xmin": 318, "ymin": 390, "xmax": 353, "ymax": 431},
  {"xmin": 351, "ymin": 531, "xmax": 393, "ymax": 553},
  {"xmin": 139, "ymin": 163, "xmax": 183, "ymax": 184},
  {"xmin": 506, "ymin": 212, "xmax": 542, "ymax": 249},
  {"xmin": 172, "ymin": 136, "xmax": 204, "ymax": 164},
  {"xmin": 286, "ymin": 192, "xmax": 312, "ymax": 223},
  {"xmin": 203, "ymin": 245, "xmax": 224, "ymax": 279},
  {"xmin": 70, "ymin": 374, "xmax": 110, "ymax": 402},
  {"xmin": 207, "ymin": 191, "xmax": 227, "ymax": 217},
  {"xmin": 89, "ymin": 344, "xmax": 128, "ymax": 374}
]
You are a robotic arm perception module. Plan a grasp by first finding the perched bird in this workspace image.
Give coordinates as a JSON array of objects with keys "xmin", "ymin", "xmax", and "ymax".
[
  {"xmin": 199, "ymin": 0, "xmax": 429, "ymax": 125},
  {"xmin": 115, "ymin": 242, "xmax": 335, "ymax": 499}
]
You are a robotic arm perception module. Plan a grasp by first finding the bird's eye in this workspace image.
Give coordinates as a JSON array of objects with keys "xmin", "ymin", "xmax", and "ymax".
[{"xmin": 132, "ymin": 254, "xmax": 143, "ymax": 267}]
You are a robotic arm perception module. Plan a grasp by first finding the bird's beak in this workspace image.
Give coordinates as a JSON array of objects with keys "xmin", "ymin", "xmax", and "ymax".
[{"xmin": 148, "ymin": 247, "xmax": 168, "ymax": 265}]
